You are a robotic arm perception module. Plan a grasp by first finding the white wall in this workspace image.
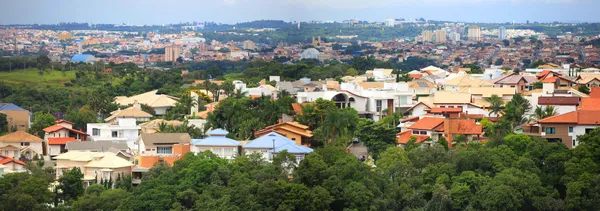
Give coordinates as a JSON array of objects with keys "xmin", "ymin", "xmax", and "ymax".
[
  {"xmin": 411, "ymin": 104, "xmax": 428, "ymax": 117},
  {"xmin": 153, "ymin": 107, "xmax": 169, "ymax": 115},
  {"xmin": 572, "ymin": 125, "xmax": 599, "ymax": 147}
]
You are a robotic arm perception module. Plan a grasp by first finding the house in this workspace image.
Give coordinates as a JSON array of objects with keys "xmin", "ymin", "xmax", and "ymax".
[
  {"xmin": 525, "ymin": 81, "xmax": 585, "ymax": 116},
  {"xmin": 44, "ymin": 120, "xmax": 88, "ymax": 158},
  {"xmin": 54, "ymin": 151, "xmax": 133, "ymax": 188},
  {"xmin": 0, "ymin": 103, "xmax": 30, "ymax": 132},
  {"xmin": 522, "ymin": 110, "xmax": 600, "ymax": 148},
  {"xmin": 87, "ymin": 118, "xmax": 140, "ymax": 150},
  {"xmin": 243, "ymin": 132, "xmax": 313, "ymax": 163},
  {"xmin": 442, "ymin": 74, "xmax": 495, "ymax": 92},
  {"xmin": 113, "ymin": 90, "xmax": 179, "ymax": 115},
  {"xmin": 0, "ymin": 155, "xmax": 27, "ymax": 174},
  {"xmin": 66, "ymin": 141, "xmax": 130, "ymax": 155},
  {"xmin": 408, "ymin": 79, "xmax": 436, "ymax": 95},
  {"xmin": 0, "ymin": 131, "xmax": 43, "ymax": 159},
  {"xmin": 397, "ymin": 116, "xmax": 483, "ymax": 148},
  {"xmin": 191, "ymin": 129, "xmax": 240, "ymax": 159},
  {"xmin": 104, "ymin": 103, "xmax": 153, "ymax": 124},
  {"xmin": 254, "ymin": 121, "xmax": 313, "ymax": 146},
  {"xmin": 135, "ymin": 133, "xmax": 191, "ymax": 168},
  {"xmin": 489, "ymin": 74, "xmax": 537, "ymax": 93},
  {"xmin": 576, "ymin": 73, "xmax": 600, "ymax": 87},
  {"xmin": 139, "ymin": 119, "xmax": 183, "ymax": 134}
]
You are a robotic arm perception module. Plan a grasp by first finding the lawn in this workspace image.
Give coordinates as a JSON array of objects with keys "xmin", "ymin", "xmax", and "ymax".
[{"xmin": 0, "ymin": 69, "xmax": 76, "ymax": 86}]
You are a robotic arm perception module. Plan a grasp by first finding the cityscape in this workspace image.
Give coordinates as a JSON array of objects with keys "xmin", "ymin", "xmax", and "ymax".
[{"xmin": 2, "ymin": 0, "xmax": 600, "ymax": 210}]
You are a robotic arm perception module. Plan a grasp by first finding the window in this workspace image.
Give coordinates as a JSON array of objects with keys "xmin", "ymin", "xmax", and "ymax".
[
  {"xmin": 568, "ymin": 127, "xmax": 573, "ymax": 133},
  {"xmin": 111, "ymin": 131, "xmax": 118, "ymax": 138},
  {"xmin": 573, "ymin": 139, "xmax": 577, "ymax": 147},
  {"xmin": 545, "ymin": 127, "xmax": 556, "ymax": 134},
  {"xmin": 295, "ymin": 154, "xmax": 305, "ymax": 163},
  {"xmin": 223, "ymin": 148, "xmax": 234, "ymax": 157},
  {"xmin": 399, "ymin": 96, "xmax": 408, "ymax": 105},
  {"xmin": 157, "ymin": 147, "xmax": 172, "ymax": 154},
  {"xmin": 420, "ymin": 131, "xmax": 427, "ymax": 135},
  {"xmin": 412, "ymin": 130, "xmax": 420, "ymax": 135},
  {"xmin": 376, "ymin": 100, "xmax": 383, "ymax": 112},
  {"xmin": 20, "ymin": 142, "xmax": 30, "ymax": 146},
  {"xmin": 585, "ymin": 128, "xmax": 595, "ymax": 134},
  {"xmin": 93, "ymin": 128, "xmax": 100, "ymax": 136}
]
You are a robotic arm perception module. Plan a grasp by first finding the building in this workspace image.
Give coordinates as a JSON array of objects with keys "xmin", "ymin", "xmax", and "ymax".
[
  {"xmin": 87, "ymin": 118, "xmax": 140, "ymax": 151},
  {"xmin": 66, "ymin": 141, "xmax": 130, "ymax": 155},
  {"xmin": 104, "ymin": 103, "xmax": 153, "ymax": 124},
  {"xmin": 499, "ymin": 26, "xmax": 507, "ymax": 40},
  {"xmin": 301, "ymin": 48, "xmax": 320, "ymax": 60},
  {"xmin": 243, "ymin": 132, "xmax": 313, "ymax": 163},
  {"xmin": 113, "ymin": 90, "xmax": 179, "ymax": 115},
  {"xmin": 135, "ymin": 133, "xmax": 191, "ymax": 168},
  {"xmin": 254, "ymin": 121, "xmax": 313, "ymax": 146},
  {"xmin": 468, "ymin": 25, "xmax": 481, "ymax": 42},
  {"xmin": 54, "ymin": 151, "xmax": 133, "ymax": 188},
  {"xmin": 435, "ymin": 30, "xmax": 447, "ymax": 43},
  {"xmin": 311, "ymin": 36, "xmax": 322, "ymax": 46},
  {"xmin": 0, "ymin": 155, "xmax": 27, "ymax": 174},
  {"xmin": 397, "ymin": 116, "xmax": 483, "ymax": 148},
  {"xmin": 422, "ymin": 30, "xmax": 433, "ymax": 43},
  {"xmin": 0, "ymin": 103, "xmax": 30, "ymax": 132},
  {"xmin": 442, "ymin": 74, "xmax": 495, "ymax": 92},
  {"xmin": 164, "ymin": 45, "xmax": 182, "ymax": 62},
  {"xmin": 139, "ymin": 119, "xmax": 183, "ymax": 134},
  {"xmin": 242, "ymin": 40, "xmax": 256, "ymax": 50},
  {"xmin": 191, "ymin": 129, "xmax": 240, "ymax": 159},
  {"xmin": 58, "ymin": 31, "xmax": 73, "ymax": 40},
  {"xmin": 71, "ymin": 54, "xmax": 96, "ymax": 63},
  {"xmin": 384, "ymin": 19, "xmax": 395, "ymax": 27},
  {"xmin": 43, "ymin": 120, "xmax": 88, "ymax": 158},
  {"xmin": 522, "ymin": 110, "xmax": 600, "ymax": 148},
  {"xmin": 490, "ymin": 74, "xmax": 537, "ymax": 93},
  {"xmin": 0, "ymin": 131, "xmax": 43, "ymax": 160},
  {"xmin": 450, "ymin": 32, "xmax": 461, "ymax": 42}
]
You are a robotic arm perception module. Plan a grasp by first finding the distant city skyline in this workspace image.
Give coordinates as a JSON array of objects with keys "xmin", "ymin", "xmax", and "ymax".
[{"xmin": 1, "ymin": 0, "xmax": 599, "ymax": 25}]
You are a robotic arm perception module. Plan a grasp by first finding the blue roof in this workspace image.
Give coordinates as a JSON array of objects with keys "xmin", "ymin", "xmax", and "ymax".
[
  {"xmin": 0, "ymin": 103, "xmax": 25, "ymax": 111},
  {"xmin": 71, "ymin": 54, "xmax": 95, "ymax": 62},
  {"xmin": 191, "ymin": 129, "xmax": 239, "ymax": 146},
  {"xmin": 208, "ymin": 128, "xmax": 229, "ymax": 136},
  {"xmin": 243, "ymin": 132, "xmax": 296, "ymax": 149},
  {"xmin": 269, "ymin": 144, "xmax": 313, "ymax": 154}
]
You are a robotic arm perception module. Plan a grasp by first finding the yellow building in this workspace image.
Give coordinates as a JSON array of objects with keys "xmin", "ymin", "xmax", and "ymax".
[
  {"xmin": 254, "ymin": 121, "xmax": 313, "ymax": 146},
  {"xmin": 164, "ymin": 46, "xmax": 182, "ymax": 62},
  {"xmin": 242, "ymin": 40, "xmax": 256, "ymax": 50},
  {"xmin": 312, "ymin": 36, "xmax": 322, "ymax": 46},
  {"xmin": 58, "ymin": 31, "xmax": 73, "ymax": 40},
  {"xmin": 435, "ymin": 30, "xmax": 447, "ymax": 43},
  {"xmin": 422, "ymin": 30, "xmax": 433, "ymax": 42},
  {"xmin": 468, "ymin": 25, "xmax": 481, "ymax": 42}
]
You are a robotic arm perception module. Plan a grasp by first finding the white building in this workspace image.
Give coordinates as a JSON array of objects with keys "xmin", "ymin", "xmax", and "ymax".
[
  {"xmin": 191, "ymin": 129, "xmax": 240, "ymax": 159},
  {"xmin": 87, "ymin": 118, "xmax": 141, "ymax": 150}
]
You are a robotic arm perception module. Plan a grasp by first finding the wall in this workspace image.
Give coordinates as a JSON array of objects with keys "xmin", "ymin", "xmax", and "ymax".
[
  {"xmin": 572, "ymin": 125, "xmax": 600, "ymax": 148},
  {"xmin": 411, "ymin": 104, "xmax": 428, "ymax": 117},
  {"xmin": 539, "ymin": 123, "xmax": 573, "ymax": 148},
  {"xmin": 153, "ymin": 107, "xmax": 169, "ymax": 115},
  {"xmin": 0, "ymin": 110, "xmax": 29, "ymax": 131},
  {"xmin": 48, "ymin": 145, "xmax": 62, "ymax": 156}
]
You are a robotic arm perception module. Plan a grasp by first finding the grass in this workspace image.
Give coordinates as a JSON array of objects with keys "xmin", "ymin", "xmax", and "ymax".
[{"xmin": 0, "ymin": 69, "xmax": 76, "ymax": 86}]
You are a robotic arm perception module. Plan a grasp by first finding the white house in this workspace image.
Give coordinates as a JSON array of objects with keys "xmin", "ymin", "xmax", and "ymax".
[
  {"xmin": 243, "ymin": 132, "xmax": 313, "ymax": 163},
  {"xmin": 191, "ymin": 129, "xmax": 240, "ymax": 159},
  {"xmin": 87, "ymin": 118, "xmax": 141, "ymax": 150}
]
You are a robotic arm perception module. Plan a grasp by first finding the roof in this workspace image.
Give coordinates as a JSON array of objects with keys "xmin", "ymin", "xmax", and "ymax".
[
  {"xmin": 71, "ymin": 54, "xmax": 95, "ymax": 62},
  {"xmin": 490, "ymin": 74, "xmax": 537, "ymax": 85},
  {"xmin": 66, "ymin": 141, "xmax": 128, "ymax": 152},
  {"xmin": 433, "ymin": 91, "xmax": 471, "ymax": 104},
  {"xmin": 114, "ymin": 90, "xmax": 178, "ymax": 108},
  {"xmin": 538, "ymin": 96, "xmax": 579, "ymax": 105},
  {"xmin": 269, "ymin": 143, "xmax": 313, "ymax": 154},
  {"xmin": 43, "ymin": 123, "xmax": 87, "ymax": 135},
  {"xmin": 536, "ymin": 110, "xmax": 600, "ymax": 124},
  {"xmin": 105, "ymin": 106, "xmax": 153, "ymax": 122},
  {"xmin": 409, "ymin": 117, "xmax": 445, "ymax": 130},
  {"xmin": 255, "ymin": 121, "xmax": 313, "ymax": 138},
  {"xmin": 55, "ymin": 151, "xmax": 133, "ymax": 168},
  {"xmin": 445, "ymin": 119, "xmax": 483, "ymax": 135},
  {"xmin": 357, "ymin": 82, "xmax": 385, "ymax": 90},
  {"xmin": 139, "ymin": 119, "xmax": 183, "ymax": 128},
  {"xmin": 0, "ymin": 103, "xmax": 25, "ymax": 111},
  {"xmin": 430, "ymin": 107, "xmax": 463, "ymax": 113},
  {"xmin": 48, "ymin": 137, "xmax": 76, "ymax": 145},
  {"xmin": 243, "ymin": 132, "xmax": 296, "ymax": 149},
  {"xmin": 580, "ymin": 98, "xmax": 600, "ymax": 110},
  {"xmin": 409, "ymin": 79, "xmax": 435, "ymax": 88},
  {"xmin": 0, "ymin": 131, "xmax": 42, "ymax": 143},
  {"xmin": 192, "ymin": 134, "xmax": 240, "ymax": 147},
  {"xmin": 443, "ymin": 75, "xmax": 494, "ymax": 87},
  {"xmin": 139, "ymin": 133, "xmax": 191, "ymax": 145},
  {"xmin": 396, "ymin": 130, "xmax": 429, "ymax": 144},
  {"xmin": 0, "ymin": 155, "xmax": 26, "ymax": 166},
  {"xmin": 464, "ymin": 87, "xmax": 516, "ymax": 98}
]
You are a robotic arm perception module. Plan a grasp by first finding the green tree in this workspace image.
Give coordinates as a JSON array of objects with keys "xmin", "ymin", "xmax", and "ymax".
[
  {"xmin": 0, "ymin": 113, "xmax": 8, "ymax": 135},
  {"xmin": 29, "ymin": 112, "xmax": 56, "ymax": 138},
  {"xmin": 65, "ymin": 105, "xmax": 97, "ymax": 130},
  {"xmin": 529, "ymin": 106, "xmax": 558, "ymax": 122},
  {"xmin": 355, "ymin": 119, "xmax": 397, "ymax": 160},
  {"xmin": 58, "ymin": 167, "xmax": 85, "ymax": 203},
  {"xmin": 578, "ymin": 85, "xmax": 590, "ymax": 94},
  {"xmin": 484, "ymin": 94, "xmax": 504, "ymax": 117}
]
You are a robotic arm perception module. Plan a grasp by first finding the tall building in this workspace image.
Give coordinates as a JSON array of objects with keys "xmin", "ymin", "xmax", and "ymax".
[
  {"xmin": 242, "ymin": 40, "xmax": 256, "ymax": 50},
  {"xmin": 422, "ymin": 30, "xmax": 433, "ymax": 43},
  {"xmin": 312, "ymin": 36, "xmax": 322, "ymax": 46},
  {"xmin": 164, "ymin": 46, "xmax": 182, "ymax": 62},
  {"xmin": 435, "ymin": 30, "xmax": 447, "ymax": 43},
  {"xmin": 450, "ymin": 32, "xmax": 461, "ymax": 42},
  {"xmin": 467, "ymin": 25, "xmax": 481, "ymax": 42},
  {"xmin": 384, "ymin": 19, "xmax": 395, "ymax": 27},
  {"xmin": 498, "ymin": 26, "xmax": 507, "ymax": 40}
]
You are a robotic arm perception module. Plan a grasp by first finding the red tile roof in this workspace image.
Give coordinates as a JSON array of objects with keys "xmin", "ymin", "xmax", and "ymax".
[
  {"xmin": 581, "ymin": 98, "xmax": 600, "ymax": 110},
  {"xmin": 430, "ymin": 107, "xmax": 463, "ymax": 113},
  {"xmin": 409, "ymin": 74, "xmax": 423, "ymax": 79},
  {"xmin": 43, "ymin": 124, "xmax": 87, "ymax": 135},
  {"xmin": 396, "ymin": 130, "xmax": 430, "ymax": 144},
  {"xmin": 48, "ymin": 137, "xmax": 76, "ymax": 145},
  {"xmin": 537, "ymin": 110, "xmax": 600, "ymax": 124},
  {"xmin": 409, "ymin": 117, "xmax": 445, "ymax": 130},
  {"xmin": 541, "ymin": 76, "xmax": 558, "ymax": 83},
  {"xmin": 0, "ymin": 155, "xmax": 26, "ymax": 166},
  {"xmin": 445, "ymin": 119, "xmax": 483, "ymax": 135},
  {"xmin": 55, "ymin": 119, "xmax": 74, "ymax": 125},
  {"xmin": 590, "ymin": 87, "xmax": 600, "ymax": 98},
  {"xmin": 538, "ymin": 96, "xmax": 579, "ymax": 105}
]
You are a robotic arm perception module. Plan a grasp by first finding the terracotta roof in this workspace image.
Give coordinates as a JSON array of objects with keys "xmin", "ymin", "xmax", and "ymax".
[
  {"xmin": 255, "ymin": 122, "xmax": 313, "ymax": 138},
  {"xmin": 48, "ymin": 137, "xmax": 77, "ymax": 145},
  {"xmin": 541, "ymin": 76, "xmax": 558, "ymax": 83},
  {"xmin": 408, "ymin": 117, "xmax": 445, "ymax": 130},
  {"xmin": 433, "ymin": 91, "xmax": 471, "ymax": 104},
  {"xmin": 445, "ymin": 119, "xmax": 483, "ymax": 135},
  {"xmin": 536, "ymin": 110, "xmax": 600, "ymax": 124},
  {"xmin": 538, "ymin": 96, "xmax": 579, "ymax": 105},
  {"xmin": 590, "ymin": 87, "xmax": 600, "ymax": 98},
  {"xmin": 0, "ymin": 131, "xmax": 42, "ymax": 143},
  {"xmin": 291, "ymin": 103, "xmax": 314, "ymax": 115},
  {"xmin": 357, "ymin": 82, "xmax": 385, "ymax": 89},
  {"xmin": 56, "ymin": 119, "xmax": 74, "ymax": 125},
  {"xmin": 409, "ymin": 74, "xmax": 423, "ymax": 79},
  {"xmin": 43, "ymin": 124, "xmax": 87, "ymax": 135},
  {"xmin": 0, "ymin": 155, "xmax": 26, "ymax": 166},
  {"xmin": 396, "ymin": 130, "xmax": 430, "ymax": 144},
  {"xmin": 401, "ymin": 116, "xmax": 420, "ymax": 123},
  {"xmin": 407, "ymin": 101, "xmax": 432, "ymax": 112},
  {"xmin": 105, "ymin": 106, "xmax": 153, "ymax": 122},
  {"xmin": 430, "ymin": 107, "xmax": 463, "ymax": 113}
]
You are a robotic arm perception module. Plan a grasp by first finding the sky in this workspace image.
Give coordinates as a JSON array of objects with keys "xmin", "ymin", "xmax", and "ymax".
[{"xmin": 1, "ymin": 0, "xmax": 599, "ymax": 25}]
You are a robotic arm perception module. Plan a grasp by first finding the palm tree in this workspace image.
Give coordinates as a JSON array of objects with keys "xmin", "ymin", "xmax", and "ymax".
[
  {"xmin": 530, "ymin": 106, "xmax": 558, "ymax": 122},
  {"xmin": 484, "ymin": 94, "xmax": 504, "ymax": 117}
]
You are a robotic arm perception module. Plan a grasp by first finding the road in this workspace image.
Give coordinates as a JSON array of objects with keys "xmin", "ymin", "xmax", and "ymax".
[{"xmin": 348, "ymin": 142, "xmax": 368, "ymax": 158}]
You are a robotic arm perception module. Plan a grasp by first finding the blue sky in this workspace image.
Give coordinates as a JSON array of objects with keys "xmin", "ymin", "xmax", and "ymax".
[{"xmin": 1, "ymin": 0, "xmax": 599, "ymax": 25}]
